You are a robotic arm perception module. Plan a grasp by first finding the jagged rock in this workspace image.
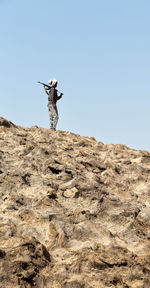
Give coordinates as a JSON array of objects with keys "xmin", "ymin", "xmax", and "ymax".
[
  {"xmin": 0, "ymin": 116, "xmax": 16, "ymax": 128},
  {"xmin": 0, "ymin": 117, "xmax": 150, "ymax": 288}
]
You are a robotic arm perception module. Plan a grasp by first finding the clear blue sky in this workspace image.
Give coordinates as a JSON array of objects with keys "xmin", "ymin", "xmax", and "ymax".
[{"xmin": 0, "ymin": 0, "xmax": 149, "ymax": 152}]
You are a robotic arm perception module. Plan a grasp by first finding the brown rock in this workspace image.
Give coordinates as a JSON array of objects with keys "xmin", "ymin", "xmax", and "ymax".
[
  {"xmin": 0, "ymin": 116, "xmax": 16, "ymax": 128},
  {"xmin": 0, "ymin": 117, "xmax": 150, "ymax": 288}
]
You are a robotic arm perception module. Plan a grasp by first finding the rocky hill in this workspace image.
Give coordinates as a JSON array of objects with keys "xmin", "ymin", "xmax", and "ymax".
[{"xmin": 0, "ymin": 116, "xmax": 150, "ymax": 288}]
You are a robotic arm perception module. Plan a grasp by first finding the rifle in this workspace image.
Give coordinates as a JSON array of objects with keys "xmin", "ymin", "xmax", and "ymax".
[{"xmin": 37, "ymin": 81, "xmax": 63, "ymax": 95}]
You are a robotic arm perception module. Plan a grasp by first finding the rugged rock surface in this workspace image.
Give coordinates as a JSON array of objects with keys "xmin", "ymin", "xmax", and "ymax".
[{"xmin": 0, "ymin": 116, "xmax": 150, "ymax": 288}]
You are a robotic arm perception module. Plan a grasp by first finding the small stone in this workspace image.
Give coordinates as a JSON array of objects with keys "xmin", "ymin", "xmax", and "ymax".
[{"xmin": 63, "ymin": 187, "xmax": 78, "ymax": 198}]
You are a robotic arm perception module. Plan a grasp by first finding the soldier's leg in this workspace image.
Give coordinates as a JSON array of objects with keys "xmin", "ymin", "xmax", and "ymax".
[
  {"xmin": 53, "ymin": 106, "xmax": 58, "ymax": 130},
  {"xmin": 48, "ymin": 105, "xmax": 54, "ymax": 129}
]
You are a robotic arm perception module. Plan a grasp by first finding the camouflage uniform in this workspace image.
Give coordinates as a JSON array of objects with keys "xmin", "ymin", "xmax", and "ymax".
[{"xmin": 45, "ymin": 86, "xmax": 62, "ymax": 130}]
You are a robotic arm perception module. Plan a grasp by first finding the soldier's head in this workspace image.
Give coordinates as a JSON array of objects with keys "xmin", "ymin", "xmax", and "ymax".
[{"xmin": 49, "ymin": 78, "xmax": 58, "ymax": 88}]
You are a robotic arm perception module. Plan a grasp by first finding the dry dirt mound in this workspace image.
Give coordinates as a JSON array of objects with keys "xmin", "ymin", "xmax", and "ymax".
[{"xmin": 0, "ymin": 116, "xmax": 150, "ymax": 288}]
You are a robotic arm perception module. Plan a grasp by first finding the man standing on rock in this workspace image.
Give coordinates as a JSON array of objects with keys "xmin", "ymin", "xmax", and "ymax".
[{"xmin": 44, "ymin": 78, "xmax": 63, "ymax": 130}]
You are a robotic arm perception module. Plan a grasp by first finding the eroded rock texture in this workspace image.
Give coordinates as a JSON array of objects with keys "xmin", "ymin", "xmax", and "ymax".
[{"xmin": 0, "ymin": 116, "xmax": 150, "ymax": 288}]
